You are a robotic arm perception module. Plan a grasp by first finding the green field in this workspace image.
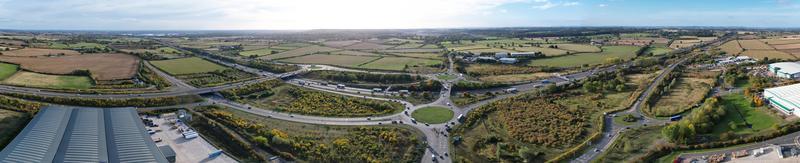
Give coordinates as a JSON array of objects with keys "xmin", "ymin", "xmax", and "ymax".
[
  {"xmin": 528, "ymin": 46, "xmax": 642, "ymax": 67},
  {"xmin": 645, "ymin": 47, "xmax": 673, "ymax": 55},
  {"xmin": 411, "ymin": 106, "xmax": 454, "ymax": 124},
  {"xmin": 239, "ymin": 48, "xmax": 284, "ymax": 56},
  {"xmin": 436, "ymin": 74, "xmax": 456, "ymax": 80},
  {"xmin": 3, "ymin": 71, "xmax": 93, "ymax": 89},
  {"xmin": 150, "ymin": 57, "xmax": 229, "ymax": 75},
  {"xmin": 0, "ymin": 63, "xmax": 18, "ymax": 80},
  {"xmin": 360, "ymin": 57, "xmax": 442, "ymax": 71},
  {"xmin": 48, "ymin": 42, "xmax": 106, "ymax": 49},
  {"xmin": 711, "ymin": 94, "xmax": 781, "ymax": 135},
  {"xmin": 280, "ymin": 54, "xmax": 378, "ymax": 68}
]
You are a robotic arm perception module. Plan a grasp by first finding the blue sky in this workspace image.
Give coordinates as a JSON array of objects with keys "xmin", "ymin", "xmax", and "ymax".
[{"xmin": 0, "ymin": 0, "xmax": 798, "ymax": 30}]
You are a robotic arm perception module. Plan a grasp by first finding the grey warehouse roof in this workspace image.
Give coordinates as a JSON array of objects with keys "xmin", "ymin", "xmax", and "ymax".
[{"xmin": 0, "ymin": 106, "xmax": 168, "ymax": 163}]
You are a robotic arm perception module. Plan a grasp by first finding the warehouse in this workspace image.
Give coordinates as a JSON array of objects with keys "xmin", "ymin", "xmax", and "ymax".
[
  {"xmin": 0, "ymin": 106, "xmax": 170, "ymax": 163},
  {"xmin": 763, "ymin": 83, "xmax": 800, "ymax": 117},
  {"xmin": 768, "ymin": 62, "xmax": 800, "ymax": 79}
]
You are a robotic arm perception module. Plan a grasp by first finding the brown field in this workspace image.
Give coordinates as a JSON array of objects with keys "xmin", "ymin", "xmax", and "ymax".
[
  {"xmin": 323, "ymin": 40, "xmax": 361, "ymax": 48},
  {"xmin": 260, "ymin": 45, "xmax": 339, "ymax": 60},
  {"xmin": 698, "ymin": 37, "xmax": 718, "ymax": 42},
  {"xmin": 772, "ymin": 44, "xmax": 800, "ymax": 50},
  {"xmin": 779, "ymin": 49, "xmax": 800, "ymax": 58},
  {"xmin": 0, "ymin": 53, "xmax": 139, "ymax": 80},
  {"xmin": 344, "ymin": 42, "xmax": 394, "ymax": 50},
  {"xmin": 0, "ymin": 39, "xmax": 25, "ymax": 46},
  {"xmin": 738, "ymin": 40, "xmax": 773, "ymax": 50},
  {"xmin": 553, "ymin": 44, "xmax": 601, "ymax": 52},
  {"xmin": 0, "ymin": 48, "xmax": 81, "ymax": 57},
  {"xmin": 741, "ymin": 50, "xmax": 796, "ymax": 60},
  {"xmin": 719, "ymin": 40, "xmax": 744, "ymax": 55},
  {"xmin": 761, "ymin": 38, "xmax": 800, "ymax": 45}
]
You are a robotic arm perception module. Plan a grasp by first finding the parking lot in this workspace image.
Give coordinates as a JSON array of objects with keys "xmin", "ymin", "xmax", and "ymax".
[{"xmin": 145, "ymin": 114, "xmax": 238, "ymax": 163}]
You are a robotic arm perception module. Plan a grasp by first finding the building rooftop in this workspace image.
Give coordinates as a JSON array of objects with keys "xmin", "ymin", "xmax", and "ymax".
[
  {"xmin": 0, "ymin": 106, "xmax": 168, "ymax": 163},
  {"xmin": 771, "ymin": 62, "xmax": 800, "ymax": 74},
  {"xmin": 765, "ymin": 83, "xmax": 800, "ymax": 110}
]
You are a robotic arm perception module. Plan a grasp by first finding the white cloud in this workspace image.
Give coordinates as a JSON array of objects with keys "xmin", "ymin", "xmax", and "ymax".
[
  {"xmin": 563, "ymin": 2, "xmax": 580, "ymax": 6},
  {"xmin": 0, "ymin": 0, "xmax": 529, "ymax": 30},
  {"xmin": 598, "ymin": 4, "xmax": 608, "ymax": 7},
  {"xmin": 531, "ymin": 0, "xmax": 580, "ymax": 10}
]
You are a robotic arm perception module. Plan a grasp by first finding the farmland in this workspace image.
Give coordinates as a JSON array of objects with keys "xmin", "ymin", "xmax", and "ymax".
[
  {"xmin": 362, "ymin": 57, "xmax": 442, "ymax": 71},
  {"xmin": 551, "ymin": 44, "xmax": 601, "ymax": 52},
  {"xmin": 719, "ymin": 40, "xmax": 744, "ymax": 55},
  {"xmin": 280, "ymin": 54, "xmax": 378, "ymax": 68},
  {"xmin": 0, "ymin": 63, "xmax": 17, "ymax": 80},
  {"xmin": 261, "ymin": 45, "xmax": 339, "ymax": 60},
  {"xmin": 343, "ymin": 42, "xmax": 394, "ymax": 50},
  {"xmin": 528, "ymin": 46, "xmax": 641, "ymax": 67},
  {"xmin": 477, "ymin": 73, "xmax": 553, "ymax": 83},
  {"xmin": 644, "ymin": 46, "xmax": 673, "ymax": 55},
  {"xmin": 239, "ymin": 48, "xmax": 284, "ymax": 56},
  {"xmin": 150, "ymin": 57, "xmax": 229, "ymax": 75},
  {"xmin": 738, "ymin": 40, "xmax": 773, "ymax": 50},
  {"xmin": 3, "ymin": 71, "xmax": 93, "ymax": 89},
  {"xmin": 331, "ymin": 50, "xmax": 381, "ymax": 56},
  {"xmin": 0, "ymin": 48, "xmax": 81, "ymax": 57},
  {"xmin": 740, "ymin": 50, "xmax": 795, "ymax": 60},
  {"xmin": 48, "ymin": 42, "xmax": 106, "ymax": 49},
  {"xmin": 390, "ymin": 53, "xmax": 442, "ymax": 59},
  {"xmin": 0, "ymin": 53, "xmax": 139, "ymax": 81}
]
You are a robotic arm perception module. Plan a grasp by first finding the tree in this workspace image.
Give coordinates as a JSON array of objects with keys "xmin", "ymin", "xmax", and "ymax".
[
  {"xmin": 729, "ymin": 121, "xmax": 738, "ymax": 130},
  {"xmin": 253, "ymin": 136, "xmax": 268, "ymax": 145},
  {"xmin": 517, "ymin": 147, "xmax": 540, "ymax": 162}
]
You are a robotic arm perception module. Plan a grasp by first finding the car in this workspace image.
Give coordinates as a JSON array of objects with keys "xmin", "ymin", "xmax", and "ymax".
[
  {"xmin": 411, "ymin": 118, "xmax": 417, "ymax": 123},
  {"xmin": 424, "ymin": 123, "xmax": 429, "ymax": 126},
  {"xmin": 432, "ymin": 155, "xmax": 436, "ymax": 161},
  {"xmin": 366, "ymin": 117, "xmax": 372, "ymax": 120}
]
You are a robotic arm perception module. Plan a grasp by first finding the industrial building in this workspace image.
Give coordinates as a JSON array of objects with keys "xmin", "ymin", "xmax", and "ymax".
[
  {"xmin": 0, "ymin": 106, "xmax": 170, "ymax": 163},
  {"xmin": 768, "ymin": 62, "xmax": 800, "ymax": 79},
  {"xmin": 764, "ymin": 83, "xmax": 800, "ymax": 117}
]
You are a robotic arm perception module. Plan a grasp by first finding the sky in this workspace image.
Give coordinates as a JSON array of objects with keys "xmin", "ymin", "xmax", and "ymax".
[{"xmin": 0, "ymin": 0, "xmax": 798, "ymax": 30}]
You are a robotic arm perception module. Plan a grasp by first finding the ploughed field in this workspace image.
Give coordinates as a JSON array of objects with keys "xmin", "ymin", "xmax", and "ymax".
[{"xmin": 0, "ymin": 53, "xmax": 140, "ymax": 81}]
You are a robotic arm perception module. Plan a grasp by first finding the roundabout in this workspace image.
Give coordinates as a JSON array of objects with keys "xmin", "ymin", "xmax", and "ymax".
[{"xmin": 411, "ymin": 106, "xmax": 454, "ymax": 124}]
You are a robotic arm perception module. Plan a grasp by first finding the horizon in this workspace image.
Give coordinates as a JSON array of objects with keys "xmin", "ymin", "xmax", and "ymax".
[{"xmin": 1, "ymin": 0, "xmax": 799, "ymax": 30}]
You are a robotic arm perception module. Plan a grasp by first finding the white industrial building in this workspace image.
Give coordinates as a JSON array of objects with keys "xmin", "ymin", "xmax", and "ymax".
[
  {"xmin": 764, "ymin": 83, "xmax": 800, "ymax": 117},
  {"xmin": 499, "ymin": 58, "xmax": 518, "ymax": 64},
  {"xmin": 768, "ymin": 62, "xmax": 800, "ymax": 79},
  {"xmin": 495, "ymin": 52, "xmax": 541, "ymax": 58}
]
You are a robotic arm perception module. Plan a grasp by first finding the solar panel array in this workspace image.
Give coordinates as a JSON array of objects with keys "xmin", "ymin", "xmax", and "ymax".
[{"xmin": 0, "ymin": 106, "xmax": 168, "ymax": 163}]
